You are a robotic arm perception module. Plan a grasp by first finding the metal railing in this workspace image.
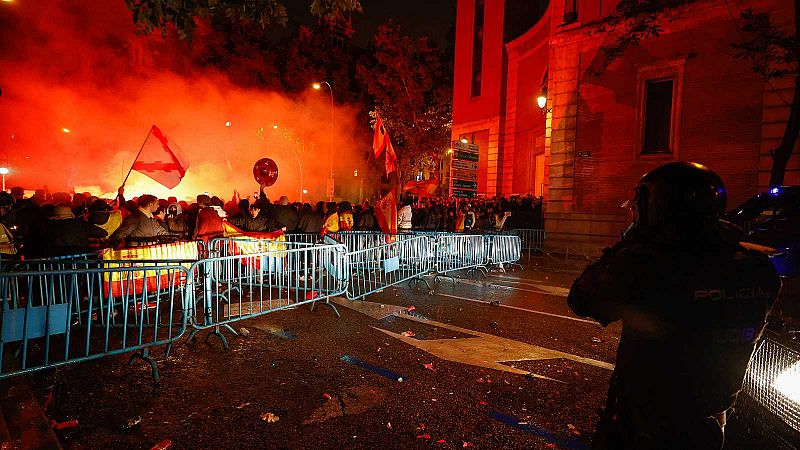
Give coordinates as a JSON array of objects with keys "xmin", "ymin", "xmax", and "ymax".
[
  {"xmin": 487, "ymin": 234, "xmax": 523, "ymax": 270},
  {"xmin": 0, "ymin": 264, "xmax": 192, "ymax": 382},
  {"xmin": 190, "ymin": 238, "xmax": 347, "ymax": 348},
  {"xmin": 344, "ymin": 235, "xmax": 433, "ymax": 299},
  {"xmin": 433, "ymin": 234, "xmax": 490, "ymax": 281},
  {"xmin": 0, "ymin": 230, "xmax": 525, "ymax": 381}
]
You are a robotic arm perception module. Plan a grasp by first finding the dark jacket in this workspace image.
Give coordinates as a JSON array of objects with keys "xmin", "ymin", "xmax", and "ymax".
[
  {"xmin": 109, "ymin": 209, "xmax": 171, "ymax": 247},
  {"xmin": 43, "ymin": 218, "xmax": 107, "ymax": 256},
  {"xmin": 229, "ymin": 214, "xmax": 276, "ymax": 232},
  {"xmin": 271, "ymin": 204, "xmax": 299, "ymax": 231},
  {"xmin": 568, "ymin": 223, "xmax": 781, "ymax": 447},
  {"xmin": 297, "ymin": 212, "xmax": 324, "ymax": 233}
]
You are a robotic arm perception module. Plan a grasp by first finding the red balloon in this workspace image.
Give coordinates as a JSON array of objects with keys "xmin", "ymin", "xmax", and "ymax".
[{"xmin": 253, "ymin": 158, "xmax": 279, "ymax": 187}]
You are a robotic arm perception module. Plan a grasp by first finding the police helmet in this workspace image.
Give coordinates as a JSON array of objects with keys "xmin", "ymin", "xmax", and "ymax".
[{"xmin": 633, "ymin": 162, "xmax": 726, "ymax": 228}]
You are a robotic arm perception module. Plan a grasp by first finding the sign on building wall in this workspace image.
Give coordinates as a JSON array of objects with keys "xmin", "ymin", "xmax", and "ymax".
[{"xmin": 451, "ymin": 140, "xmax": 479, "ymax": 198}]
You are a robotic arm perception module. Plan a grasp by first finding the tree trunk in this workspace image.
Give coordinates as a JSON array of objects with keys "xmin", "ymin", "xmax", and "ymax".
[{"xmin": 768, "ymin": 0, "xmax": 800, "ymax": 188}]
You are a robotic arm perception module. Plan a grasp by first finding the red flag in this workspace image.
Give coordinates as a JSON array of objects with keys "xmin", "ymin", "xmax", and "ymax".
[
  {"xmin": 373, "ymin": 115, "xmax": 387, "ymax": 158},
  {"xmin": 385, "ymin": 138, "xmax": 398, "ymax": 175},
  {"xmin": 131, "ymin": 125, "xmax": 190, "ymax": 189},
  {"xmin": 403, "ymin": 179, "xmax": 438, "ymax": 197},
  {"xmin": 374, "ymin": 190, "xmax": 397, "ymax": 234}
]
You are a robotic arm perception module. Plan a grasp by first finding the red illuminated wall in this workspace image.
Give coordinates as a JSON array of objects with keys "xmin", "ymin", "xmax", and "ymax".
[{"xmin": 451, "ymin": 0, "xmax": 798, "ymax": 252}]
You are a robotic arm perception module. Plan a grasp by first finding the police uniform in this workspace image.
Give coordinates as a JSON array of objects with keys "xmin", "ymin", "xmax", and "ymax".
[{"xmin": 568, "ymin": 162, "xmax": 781, "ymax": 450}]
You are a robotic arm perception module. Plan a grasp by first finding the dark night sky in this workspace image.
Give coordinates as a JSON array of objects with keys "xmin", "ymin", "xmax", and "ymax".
[{"xmin": 282, "ymin": 0, "xmax": 457, "ymax": 47}]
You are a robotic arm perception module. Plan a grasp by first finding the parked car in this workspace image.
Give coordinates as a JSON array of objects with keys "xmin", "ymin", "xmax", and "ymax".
[{"xmin": 724, "ymin": 186, "xmax": 800, "ymax": 449}]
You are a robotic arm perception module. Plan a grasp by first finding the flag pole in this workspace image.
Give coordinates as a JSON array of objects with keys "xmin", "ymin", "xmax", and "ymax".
[{"xmin": 122, "ymin": 124, "xmax": 155, "ymax": 187}]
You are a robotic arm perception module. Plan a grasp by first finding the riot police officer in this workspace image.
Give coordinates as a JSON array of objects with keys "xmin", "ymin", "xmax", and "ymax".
[{"xmin": 568, "ymin": 162, "xmax": 781, "ymax": 449}]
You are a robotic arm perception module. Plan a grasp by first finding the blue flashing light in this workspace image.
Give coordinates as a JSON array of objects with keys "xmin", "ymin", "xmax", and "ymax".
[{"xmin": 770, "ymin": 187, "xmax": 781, "ymax": 195}]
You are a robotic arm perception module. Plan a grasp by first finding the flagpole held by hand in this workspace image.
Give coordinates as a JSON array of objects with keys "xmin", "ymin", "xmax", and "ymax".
[{"xmin": 122, "ymin": 124, "xmax": 155, "ymax": 187}]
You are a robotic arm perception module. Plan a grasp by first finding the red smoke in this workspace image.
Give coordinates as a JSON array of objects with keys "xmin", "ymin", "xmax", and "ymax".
[{"xmin": 0, "ymin": 0, "xmax": 367, "ymax": 202}]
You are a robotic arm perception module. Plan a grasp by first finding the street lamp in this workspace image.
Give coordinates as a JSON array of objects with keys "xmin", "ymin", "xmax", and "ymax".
[
  {"xmin": 313, "ymin": 81, "xmax": 334, "ymax": 201},
  {"xmin": 0, "ymin": 167, "xmax": 9, "ymax": 192}
]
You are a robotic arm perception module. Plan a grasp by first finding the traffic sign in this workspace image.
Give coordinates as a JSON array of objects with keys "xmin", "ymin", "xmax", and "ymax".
[
  {"xmin": 455, "ymin": 151, "xmax": 479, "ymax": 162},
  {"xmin": 452, "ymin": 169, "xmax": 478, "ymax": 181},
  {"xmin": 453, "ymin": 179, "xmax": 478, "ymax": 189},
  {"xmin": 452, "ymin": 189, "xmax": 477, "ymax": 198},
  {"xmin": 453, "ymin": 160, "xmax": 479, "ymax": 171},
  {"xmin": 453, "ymin": 141, "xmax": 479, "ymax": 153}
]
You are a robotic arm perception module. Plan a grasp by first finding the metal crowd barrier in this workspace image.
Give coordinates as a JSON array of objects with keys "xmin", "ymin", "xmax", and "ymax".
[
  {"xmin": 0, "ymin": 230, "xmax": 522, "ymax": 382},
  {"xmin": 486, "ymin": 235, "xmax": 523, "ymax": 271},
  {"xmin": 189, "ymin": 238, "xmax": 347, "ymax": 348},
  {"xmin": 509, "ymin": 229, "xmax": 548, "ymax": 259},
  {"xmin": 432, "ymin": 234, "xmax": 489, "ymax": 282},
  {"xmin": 345, "ymin": 235, "xmax": 433, "ymax": 299},
  {"xmin": 0, "ymin": 264, "xmax": 192, "ymax": 382},
  {"xmin": 327, "ymin": 231, "xmax": 397, "ymax": 253}
]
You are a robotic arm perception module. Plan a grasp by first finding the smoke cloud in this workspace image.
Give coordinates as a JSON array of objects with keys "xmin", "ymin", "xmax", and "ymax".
[{"xmin": 0, "ymin": 0, "xmax": 367, "ymax": 202}]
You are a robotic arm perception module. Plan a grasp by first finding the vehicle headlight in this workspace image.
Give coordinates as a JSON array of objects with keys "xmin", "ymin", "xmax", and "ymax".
[
  {"xmin": 773, "ymin": 361, "xmax": 800, "ymax": 405},
  {"xmin": 742, "ymin": 339, "xmax": 800, "ymax": 431}
]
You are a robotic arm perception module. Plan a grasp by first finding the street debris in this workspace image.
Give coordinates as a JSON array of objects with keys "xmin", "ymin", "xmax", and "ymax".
[
  {"xmin": 305, "ymin": 291, "xmax": 320, "ymax": 300},
  {"xmin": 423, "ymin": 363, "xmax": 435, "ymax": 371},
  {"xmin": 417, "ymin": 434, "xmax": 431, "ymax": 439},
  {"xmin": 463, "ymin": 442, "xmax": 474, "ymax": 448},
  {"xmin": 407, "ymin": 305, "xmax": 416, "ymax": 313},
  {"xmin": 478, "ymin": 401, "xmax": 488, "ymax": 406},
  {"xmin": 591, "ymin": 337, "xmax": 601, "ymax": 343},
  {"xmin": 151, "ymin": 439, "xmax": 173, "ymax": 450},
  {"xmin": 124, "ymin": 416, "xmax": 142, "ymax": 429},
  {"xmin": 437, "ymin": 439, "xmax": 446, "ymax": 444},
  {"xmin": 50, "ymin": 419, "xmax": 78, "ymax": 430},
  {"xmin": 236, "ymin": 402, "xmax": 250, "ymax": 409},
  {"xmin": 341, "ymin": 355, "xmax": 406, "ymax": 382},
  {"xmin": 239, "ymin": 328, "xmax": 250, "ymax": 337},
  {"xmin": 567, "ymin": 423, "xmax": 581, "ymax": 436},
  {"xmin": 260, "ymin": 412, "xmax": 280, "ymax": 423},
  {"xmin": 323, "ymin": 393, "xmax": 332, "ymax": 400},
  {"xmin": 401, "ymin": 330, "xmax": 416, "ymax": 338},
  {"xmin": 387, "ymin": 422, "xmax": 392, "ymax": 429}
]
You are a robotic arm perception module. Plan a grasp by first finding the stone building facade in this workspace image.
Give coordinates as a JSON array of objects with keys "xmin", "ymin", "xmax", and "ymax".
[{"xmin": 451, "ymin": 0, "xmax": 798, "ymax": 252}]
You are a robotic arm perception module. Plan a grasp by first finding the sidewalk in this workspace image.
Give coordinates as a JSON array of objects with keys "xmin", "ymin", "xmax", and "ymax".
[{"xmin": 521, "ymin": 253, "xmax": 594, "ymax": 274}]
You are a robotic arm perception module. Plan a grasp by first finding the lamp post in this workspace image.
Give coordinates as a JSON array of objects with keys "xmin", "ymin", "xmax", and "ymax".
[
  {"xmin": 313, "ymin": 81, "xmax": 334, "ymax": 201},
  {"xmin": 0, "ymin": 167, "xmax": 8, "ymax": 192},
  {"xmin": 292, "ymin": 140, "xmax": 305, "ymax": 203},
  {"xmin": 271, "ymin": 124, "xmax": 305, "ymax": 202}
]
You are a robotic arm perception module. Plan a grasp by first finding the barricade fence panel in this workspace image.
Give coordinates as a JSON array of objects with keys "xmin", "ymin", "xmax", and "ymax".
[
  {"xmin": 191, "ymin": 239, "xmax": 347, "ymax": 329},
  {"xmin": 487, "ymin": 235, "xmax": 522, "ymax": 265},
  {"xmin": 0, "ymin": 264, "xmax": 191, "ymax": 379},
  {"xmin": 434, "ymin": 234, "xmax": 489, "ymax": 275},
  {"xmin": 345, "ymin": 235, "xmax": 433, "ymax": 300},
  {"xmin": 509, "ymin": 229, "xmax": 546, "ymax": 256}
]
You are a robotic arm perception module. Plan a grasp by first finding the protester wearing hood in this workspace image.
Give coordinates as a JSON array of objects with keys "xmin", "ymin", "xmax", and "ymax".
[{"xmin": 42, "ymin": 204, "xmax": 107, "ymax": 256}]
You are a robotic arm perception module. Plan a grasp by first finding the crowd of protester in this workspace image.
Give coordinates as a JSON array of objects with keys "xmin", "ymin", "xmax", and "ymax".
[{"xmin": 0, "ymin": 184, "xmax": 544, "ymax": 258}]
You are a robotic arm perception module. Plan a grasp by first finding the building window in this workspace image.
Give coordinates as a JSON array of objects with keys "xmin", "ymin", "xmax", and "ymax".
[
  {"xmin": 642, "ymin": 79, "xmax": 674, "ymax": 154},
  {"xmin": 471, "ymin": 0, "xmax": 485, "ymax": 97},
  {"xmin": 635, "ymin": 59, "xmax": 685, "ymax": 158}
]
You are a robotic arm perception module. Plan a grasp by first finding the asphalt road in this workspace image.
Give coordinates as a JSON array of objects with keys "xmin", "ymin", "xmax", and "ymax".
[{"xmin": 28, "ymin": 261, "xmax": 624, "ymax": 449}]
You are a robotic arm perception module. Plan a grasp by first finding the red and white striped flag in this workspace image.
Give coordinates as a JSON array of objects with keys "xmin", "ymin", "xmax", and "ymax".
[{"xmin": 132, "ymin": 125, "xmax": 190, "ymax": 189}]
